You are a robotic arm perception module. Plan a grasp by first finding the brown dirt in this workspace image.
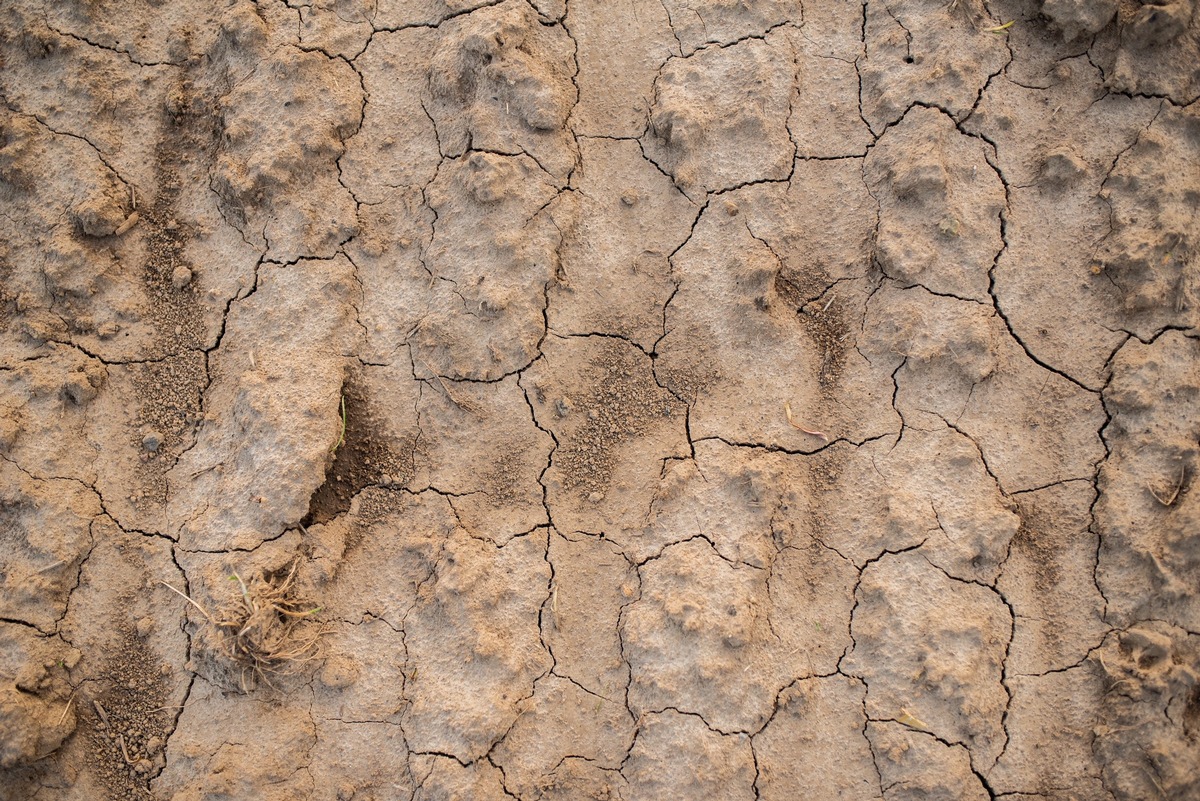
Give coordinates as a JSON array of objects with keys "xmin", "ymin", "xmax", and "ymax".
[{"xmin": 1, "ymin": 1, "xmax": 1198, "ymax": 800}]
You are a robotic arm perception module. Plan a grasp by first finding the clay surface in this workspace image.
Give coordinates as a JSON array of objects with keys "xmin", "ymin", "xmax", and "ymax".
[{"xmin": 1, "ymin": 0, "xmax": 1198, "ymax": 799}]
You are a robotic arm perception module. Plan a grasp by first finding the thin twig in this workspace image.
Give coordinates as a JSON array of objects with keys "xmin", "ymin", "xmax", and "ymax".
[
  {"xmin": 785, "ymin": 402, "xmax": 829, "ymax": 441},
  {"xmin": 159, "ymin": 581, "xmax": 213, "ymax": 622},
  {"xmin": 92, "ymin": 699, "xmax": 110, "ymax": 728},
  {"xmin": 1148, "ymin": 463, "xmax": 1186, "ymax": 507},
  {"xmin": 56, "ymin": 690, "xmax": 76, "ymax": 727}
]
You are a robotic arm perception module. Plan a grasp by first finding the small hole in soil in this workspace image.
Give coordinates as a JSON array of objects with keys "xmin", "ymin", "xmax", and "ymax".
[{"xmin": 302, "ymin": 374, "xmax": 414, "ymax": 526}]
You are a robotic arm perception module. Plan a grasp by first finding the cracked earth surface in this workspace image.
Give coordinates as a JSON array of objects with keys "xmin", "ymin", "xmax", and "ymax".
[{"xmin": 1, "ymin": 0, "xmax": 1199, "ymax": 799}]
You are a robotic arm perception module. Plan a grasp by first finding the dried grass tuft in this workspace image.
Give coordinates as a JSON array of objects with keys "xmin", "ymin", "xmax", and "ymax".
[
  {"xmin": 161, "ymin": 559, "xmax": 325, "ymax": 693},
  {"xmin": 214, "ymin": 560, "xmax": 325, "ymax": 692}
]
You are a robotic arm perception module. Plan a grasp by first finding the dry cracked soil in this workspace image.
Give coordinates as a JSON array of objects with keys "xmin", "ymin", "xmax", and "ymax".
[{"xmin": 1, "ymin": 0, "xmax": 1199, "ymax": 799}]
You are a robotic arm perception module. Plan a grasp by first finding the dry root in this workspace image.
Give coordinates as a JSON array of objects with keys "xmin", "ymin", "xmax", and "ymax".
[{"xmin": 212, "ymin": 560, "xmax": 325, "ymax": 692}]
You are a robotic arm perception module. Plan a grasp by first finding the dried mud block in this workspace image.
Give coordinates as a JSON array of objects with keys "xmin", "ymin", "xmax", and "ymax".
[
  {"xmin": 989, "ymin": 666, "xmax": 1108, "ymax": 798},
  {"xmin": 211, "ymin": 47, "xmax": 362, "ymax": 262},
  {"xmin": 644, "ymin": 37, "xmax": 794, "ymax": 200},
  {"xmin": 639, "ymin": 442, "xmax": 856, "ymax": 667},
  {"xmin": 544, "ymin": 533, "xmax": 637, "ymax": 698},
  {"xmin": 294, "ymin": 0, "xmax": 375, "ymax": 59},
  {"xmin": 999, "ymin": 481, "xmax": 1107, "ymax": 675},
  {"xmin": 0, "ymin": 344, "xmax": 109, "ymax": 482},
  {"xmin": 340, "ymin": 28, "xmax": 442, "ymax": 203},
  {"xmin": 739, "ymin": 158, "xmax": 877, "ymax": 283},
  {"xmin": 413, "ymin": 152, "xmax": 570, "ymax": 381},
  {"xmin": 641, "ymin": 441, "xmax": 793, "ymax": 567},
  {"xmin": 529, "ymin": 758, "xmax": 628, "ymax": 801},
  {"xmin": 658, "ymin": 196, "xmax": 893, "ymax": 448},
  {"xmin": 813, "ymin": 427, "xmax": 1019, "ymax": 584},
  {"xmin": 491, "ymin": 675, "xmax": 633, "ymax": 797},
  {"xmin": 0, "ymin": 10, "xmax": 172, "ymax": 191},
  {"xmin": 660, "ymin": 0, "xmax": 792, "ymax": 54},
  {"xmin": 790, "ymin": 38, "xmax": 873, "ymax": 158},
  {"xmin": 1091, "ymin": 623, "xmax": 1200, "ymax": 800},
  {"xmin": 1091, "ymin": 0, "xmax": 1200, "ymax": 103},
  {"xmin": 866, "ymin": 106, "xmax": 1004, "ymax": 303},
  {"xmin": 0, "ymin": 109, "xmax": 157, "ymax": 360},
  {"xmin": 0, "ymin": 625, "xmax": 78, "ymax": 770},
  {"xmin": 50, "ymin": 528, "xmax": 190, "ymax": 798},
  {"xmin": 169, "ymin": 257, "xmax": 360, "ymax": 551},
  {"xmin": 0, "ymin": 460, "xmax": 99, "ymax": 632},
  {"xmin": 623, "ymin": 710, "xmax": 756, "ymax": 800},
  {"xmin": 426, "ymin": 1, "xmax": 577, "ymax": 182},
  {"xmin": 58, "ymin": 516, "xmax": 189, "ymax": 679},
  {"xmin": 403, "ymin": 529, "xmax": 552, "ymax": 761},
  {"xmin": 756, "ymin": 676, "xmax": 881, "ymax": 800},
  {"xmin": 801, "ymin": 0, "xmax": 872, "ymax": 58},
  {"xmin": 624, "ymin": 534, "xmax": 830, "ymax": 733},
  {"xmin": 1093, "ymin": 103, "xmax": 1200, "ymax": 336},
  {"xmin": 344, "ymin": 189, "xmax": 435, "ymax": 364},
  {"xmin": 860, "ymin": 0, "xmax": 1009, "ymax": 131},
  {"xmin": 308, "ymin": 719, "xmax": 413, "ymax": 801},
  {"xmin": 155, "ymin": 683, "xmax": 316, "ymax": 801},
  {"xmin": 548, "ymin": 138, "xmax": 696, "ymax": 349},
  {"xmin": 967, "ymin": 60, "xmax": 1157, "ymax": 387},
  {"xmin": 865, "ymin": 284, "xmax": 1104, "ymax": 493},
  {"xmin": 1041, "ymin": 0, "xmax": 1118, "ymax": 40},
  {"xmin": 624, "ymin": 538, "xmax": 775, "ymax": 728},
  {"xmin": 318, "ymin": 489, "xmax": 460, "ymax": 630},
  {"xmin": 995, "ymin": 7, "xmax": 1099, "ymax": 88},
  {"xmin": 373, "ymin": 0, "xmax": 498, "ymax": 29},
  {"xmin": 36, "ymin": 0, "xmax": 239, "ymax": 67},
  {"xmin": 414, "ymin": 374, "xmax": 552, "ymax": 541},
  {"xmin": 308, "ymin": 617, "xmax": 407, "ymax": 723},
  {"xmin": 843, "ymin": 551, "xmax": 1011, "ymax": 769},
  {"xmin": 412, "ymin": 754, "xmax": 510, "ymax": 801},
  {"xmin": 1096, "ymin": 332, "xmax": 1200, "ymax": 631},
  {"xmin": 83, "ymin": 353, "xmax": 208, "ymax": 539},
  {"xmin": 567, "ymin": 0, "xmax": 677, "ymax": 137},
  {"xmin": 866, "ymin": 721, "xmax": 988, "ymax": 801},
  {"xmin": 524, "ymin": 335, "xmax": 686, "ymax": 535}
]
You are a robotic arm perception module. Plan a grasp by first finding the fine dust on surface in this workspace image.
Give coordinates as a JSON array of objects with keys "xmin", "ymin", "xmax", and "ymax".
[{"xmin": 0, "ymin": 0, "xmax": 1198, "ymax": 799}]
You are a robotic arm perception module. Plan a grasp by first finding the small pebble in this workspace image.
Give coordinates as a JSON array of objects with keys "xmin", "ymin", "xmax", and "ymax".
[
  {"xmin": 171, "ymin": 265, "xmax": 193, "ymax": 289},
  {"xmin": 142, "ymin": 431, "xmax": 163, "ymax": 452}
]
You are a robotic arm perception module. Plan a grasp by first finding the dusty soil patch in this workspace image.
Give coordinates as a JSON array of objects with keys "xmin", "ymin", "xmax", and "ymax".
[{"xmin": 1, "ymin": 1, "xmax": 1198, "ymax": 799}]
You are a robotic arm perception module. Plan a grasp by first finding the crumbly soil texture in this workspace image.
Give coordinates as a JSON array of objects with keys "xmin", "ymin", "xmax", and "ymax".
[{"xmin": 2, "ymin": 0, "xmax": 1199, "ymax": 799}]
